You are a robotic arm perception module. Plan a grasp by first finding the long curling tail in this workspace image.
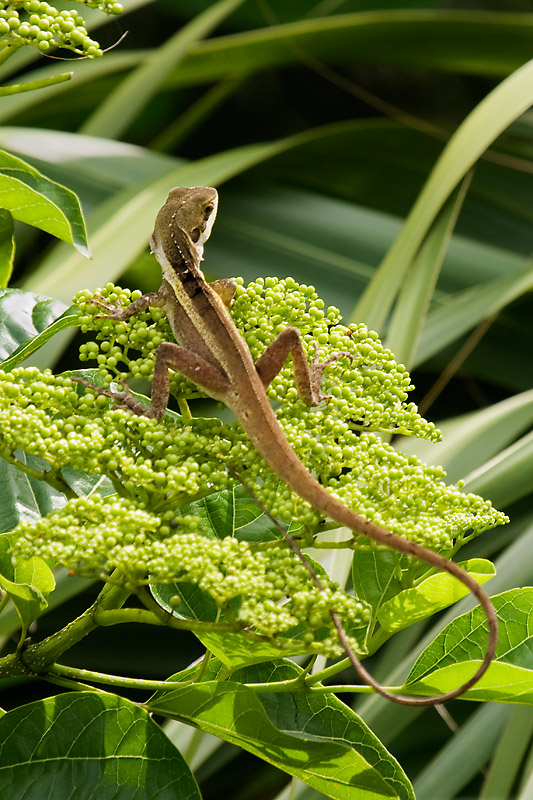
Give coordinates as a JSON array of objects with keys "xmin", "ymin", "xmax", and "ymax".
[
  {"xmin": 230, "ymin": 464, "xmax": 498, "ymax": 707},
  {"xmin": 304, "ymin": 489, "xmax": 498, "ymax": 706},
  {"xmin": 330, "ymin": 554, "xmax": 497, "ymax": 707}
]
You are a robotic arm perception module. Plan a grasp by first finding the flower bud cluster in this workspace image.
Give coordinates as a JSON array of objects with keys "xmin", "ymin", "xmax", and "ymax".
[
  {"xmin": 1, "ymin": 274, "xmax": 509, "ymax": 653},
  {"xmin": 11, "ymin": 493, "xmax": 371, "ymax": 651},
  {"xmin": 0, "ymin": 366, "xmax": 232, "ymax": 506},
  {"xmin": 73, "ymin": 279, "xmax": 508, "ymax": 550},
  {"xmin": 0, "ymin": 1, "xmax": 122, "ymax": 57}
]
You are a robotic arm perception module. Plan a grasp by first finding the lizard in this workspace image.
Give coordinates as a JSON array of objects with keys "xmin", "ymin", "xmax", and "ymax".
[{"xmin": 75, "ymin": 186, "xmax": 498, "ymax": 706}]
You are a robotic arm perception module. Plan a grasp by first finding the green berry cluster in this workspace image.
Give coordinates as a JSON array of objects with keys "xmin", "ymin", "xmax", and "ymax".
[
  {"xmin": 1, "ymin": 274, "xmax": 510, "ymax": 654},
  {"xmin": 77, "ymin": 286, "xmax": 186, "ymax": 393},
  {"xmin": 72, "ymin": 279, "xmax": 508, "ymax": 552},
  {"xmin": 0, "ymin": 1, "xmax": 122, "ymax": 57},
  {"xmin": 233, "ymin": 277, "xmax": 440, "ymax": 441},
  {"xmin": 0, "ymin": 366, "xmax": 235, "ymax": 509},
  {"xmin": 11, "ymin": 493, "xmax": 370, "ymax": 652}
]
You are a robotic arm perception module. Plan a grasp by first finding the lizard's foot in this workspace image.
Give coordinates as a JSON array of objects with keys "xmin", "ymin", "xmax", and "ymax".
[
  {"xmin": 84, "ymin": 293, "xmax": 130, "ymax": 321},
  {"xmin": 71, "ymin": 377, "xmax": 152, "ymax": 417},
  {"xmin": 310, "ymin": 343, "xmax": 353, "ymax": 404}
]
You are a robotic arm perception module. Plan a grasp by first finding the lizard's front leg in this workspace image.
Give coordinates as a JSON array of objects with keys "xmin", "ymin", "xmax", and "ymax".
[
  {"xmin": 254, "ymin": 327, "xmax": 352, "ymax": 406},
  {"xmin": 87, "ymin": 286, "xmax": 170, "ymax": 321},
  {"xmin": 75, "ymin": 284, "xmax": 230, "ymax": 419},
  {"xmin": 76, "ymin": 343, "xmax": 229, "ymax": 420}
]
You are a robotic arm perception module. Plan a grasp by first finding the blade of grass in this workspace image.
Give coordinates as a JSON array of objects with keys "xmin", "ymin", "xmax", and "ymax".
[
  {"xmin": 168, "ymin": 11, "xmax": 533, "ymax": 86},
  {"xmin": 0, "ymin": 52, "xmax": 143, "ymax": 124},
  {"xmin": 413, "ymin": 704, "xmax": 514, "ymax": 800},
  {"xmin": 462, "ymin": 429, "xmax": 533, "ymax": 509},
  {"xmin": 355, "ymin": 57, "xmax": 533, "ymax": 332},
  {"xmin": 414, "ymin": 265, "xmax": 533, "ymax": 365},
  {"xmin": 397, "ymin": 390, "xmax": 533, "ymax": 482},
  {"xmin": 80, "ymin": 0, "xmax": 247, "ymax": 139},
  {"xmin": 384, "ymin": 176, "xmax": 470, "ymax": 369},
  {"xmin": 479, "ymin": 706, "xmax": 533, "ymax": 800}
]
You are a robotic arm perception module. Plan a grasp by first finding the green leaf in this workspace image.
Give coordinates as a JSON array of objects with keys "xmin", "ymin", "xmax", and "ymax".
[
  {"xmin": 151, "ymin": 580, "xmax": 307, "ymax": 667},
  {"xmin": 149, "ymin": 660, "xmax": 415, "ymax": 800},
  {"xmin": 0, "ymin": 289, "xmax": 68, "ymax": 362},
  {"xmin": 0, "ymin": 300, "xmax": 81, "ymax": 370},
  {"xmin": 355, "ymin": 57, "xmax": 533, "ymax": 331},
  {"xmin": 404, "ymin": 588, "xmax": 533, "ymax": 702},
  {"xmin": 0, "ymin": 208, "xmax": 14, "ymax": 287},
  {"xmin": 0, "ymin": 692, "xmax": 201, "ymax": 800},
  {"xmin": 377, "ymin": 559, "xmax": 496, "ymax": 634},
  {"xmin": 179, "ymin": 486, "xmax": 287, "ymax": 542},
  {"xmin": 81, "ymin": 0, "xmax": 248, "ymax": 139},
  {"xmin": 170, "ymin": 11, "xmax": 533, "ymax": 86},
  {"xmin": 0, "ymin": 456, "xmax": 66, "ymax": 535},
  {"xmin": 0, "ymin": 535, "xmax": 55, "ymax": 633},
  {"xmin": 351, "ymin": 550, "xmax": 402, "ymax": 619},
  {"xmin": 0, "ymin": 150, "xmax": 89, "ymax": 256}
]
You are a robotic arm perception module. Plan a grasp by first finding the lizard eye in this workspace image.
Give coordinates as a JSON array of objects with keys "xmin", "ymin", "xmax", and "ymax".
[{"xmin": 190, "ymin": 227, "xmax": 201, "ymax": 243}]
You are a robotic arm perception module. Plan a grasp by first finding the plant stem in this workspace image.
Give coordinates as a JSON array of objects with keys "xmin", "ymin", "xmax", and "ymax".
[
  {"xmin": 0, "ymin": 579, "xmax": 131, "ymax": 678},
  {"xmin": 0, "ymin": 45, "xmax": 18, "ymax": 67},
  {"xmin": 95, "ymin": 607, "xmax": 238, "ymax": 633},
  {"xmin": 0, "ymin": 72, "xmax": 72, "ymax": 96},
  {"xmin": 49, "ymin": 662, "xmax": 191, "ymax": 692}
]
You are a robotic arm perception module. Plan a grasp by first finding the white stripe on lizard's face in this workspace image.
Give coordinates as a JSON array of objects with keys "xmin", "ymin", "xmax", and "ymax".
[{"xmin": 194, "ymin": 192, "xmax": 218, "ymax": 261}]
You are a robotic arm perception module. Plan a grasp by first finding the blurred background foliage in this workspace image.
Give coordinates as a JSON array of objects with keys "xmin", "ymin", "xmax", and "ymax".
[{"xmin": 1, "ymin": 1, "xmax": 532, "ymax": 798}]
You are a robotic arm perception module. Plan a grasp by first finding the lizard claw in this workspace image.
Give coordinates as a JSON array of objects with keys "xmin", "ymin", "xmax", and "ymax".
[
  {"xmin": 71, "ymin": 377, "xmax": 150, "ymax": 417},
  {"xmin": 309, "ymin": 343, "xmax": 353, "ymax": 405},
  {"xmin": 84, "ymin": 293, "xmax": 127, "ymax": 320}
]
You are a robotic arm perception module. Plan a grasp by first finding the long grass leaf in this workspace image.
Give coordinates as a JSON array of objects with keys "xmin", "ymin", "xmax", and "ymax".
[
  {"xmin": 80, "ymin": 0, "xmax": 247, "ymax": 139},
  {"xmin": 170, "ymin": 11, "xmax": 533, "ymax": 86},
  {"xmin": 0, "ymin": 52, "xmax": 143, "ymax": 124},
  {"xmin": 355, "ymin": 57, "xmax": 533, "ymax": 331},
  {"xmin": 413, "ymin": 704, "xmax": 513, "ymax": 800},
  {"xmin": 397, "ymin": 390, "xmax": 533, "ymax": 482},
  {"xmin": 384, "ymin": 178, "xmax": 469, "ymax": 368},
  {"xmin": 462, "ymin": 430, "xmax": 533, "ymax": 508},
  {"xmin": 480, "ymin": 707, "xmax": 533, "ymax": 800},
  {"xmin": 415, "ymin": 264, "xmax": 533, "ymax": 364}
]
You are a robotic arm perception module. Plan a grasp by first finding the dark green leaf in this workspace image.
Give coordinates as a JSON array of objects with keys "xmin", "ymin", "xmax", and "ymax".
[
  {"xmin": 0, "ymin": 288, "xmax": 70, "ymax": 363},
  {"xmin": 149, "ymin": 660, "xmax": 415, "ymax": 799},
  {"xmin": 352, "ymin": 550, "xmax": 402, "ymax": 620},
  {"xmin": 0, "ymin": 455, "xmax": 66, "ymax": 534},
  {"xmin": 0, "ymin": 692, "xmax": 201, "ymax": 800},
  {"xmin": 178, "ymin": 486, "xmax": 285, "ymax": 542}
]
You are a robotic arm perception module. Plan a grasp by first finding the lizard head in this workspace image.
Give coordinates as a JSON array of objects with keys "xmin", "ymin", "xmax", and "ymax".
[{"xmin": 153, "ymin": 186, "xmax": 218, "ymax": 263}]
